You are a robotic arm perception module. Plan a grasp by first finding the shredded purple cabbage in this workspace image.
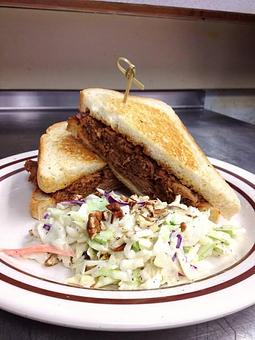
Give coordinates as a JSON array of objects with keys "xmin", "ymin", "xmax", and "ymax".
[
  {"xmin": 43, "ymin": 213, "xmax": 49, "ymax": 219},
  {"xmin": 191, "ymin": 264, "xmax": 197, "ymax": 269},
  {"xmin": 104, "ymin": 192, "xmax": 129, "ymax": 206},
  {"xmin": 172, "ymin": 252, "xmax": 177, "ymax": 261},
  {"xmin": 43, "ymin": 223, "xmax": 52, "ymax": 231},
  {"xmin": 176, "ymin": 234, "xmax": 182, "ymax": 248},
  {"xmin": 60, "ymin": 200, "xmax": 85, "ymax": 206},
  {"xmin": 82, "ymin": 250, "xmax": 90, "ymax": 259},
  {"xmin": 102, "ymin": 190, "xmax": 146, "ymax": 207}
]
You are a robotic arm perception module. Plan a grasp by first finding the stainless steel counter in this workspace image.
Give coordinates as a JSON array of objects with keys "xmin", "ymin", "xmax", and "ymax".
[{"xmin": 0, "ymin": 91, "xmax": 254, "ymax": 339}]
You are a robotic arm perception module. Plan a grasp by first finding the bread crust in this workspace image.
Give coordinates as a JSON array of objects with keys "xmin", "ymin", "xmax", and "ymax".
[
  {"xmin": 30, "ymin": 189, "xmax": 55, "ymax": 220},
  {"xmin": 79, "ymin": 88, "xmax": 240, "ymax": 219},
  {"xmin": 37, "ymin": 121, "xmax": 106, "ymax": 193}
]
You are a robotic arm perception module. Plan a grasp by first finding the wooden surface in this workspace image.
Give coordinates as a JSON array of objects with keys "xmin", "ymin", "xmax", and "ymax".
[{"xmin": 0, "ymin": 0, "xmax": 255, "ymax": 21}]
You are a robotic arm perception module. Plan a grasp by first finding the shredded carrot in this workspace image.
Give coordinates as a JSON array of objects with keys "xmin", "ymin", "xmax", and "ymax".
[{"xmin": 1, "ymin": 244, "xmax": 74, "ymax": 257}]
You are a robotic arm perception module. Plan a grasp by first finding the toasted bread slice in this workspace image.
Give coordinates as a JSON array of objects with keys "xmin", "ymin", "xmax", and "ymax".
[
  {"xmin": 30, "ymin": 189, "xmax": 55, "ymax": 220},
  {"xmin": 37, "ymin": 121, "xmax": 105, "ymax": 193},
  {"xmin": 77, "ymin": 88, "xmax": 240, "ymax": 219}
]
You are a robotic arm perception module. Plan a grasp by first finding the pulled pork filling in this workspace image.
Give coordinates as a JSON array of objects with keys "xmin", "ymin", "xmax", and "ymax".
[
  {"xmin": 73, "ymin": 112, "xmax": 207, "ymax": 207},
  {"xmin": 24, "ymin": 160, "xmax": 120, "ymax": 203}
]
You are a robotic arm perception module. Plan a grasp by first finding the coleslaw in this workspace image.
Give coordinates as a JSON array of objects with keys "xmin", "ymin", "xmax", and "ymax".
[{"xmin": 5, "ymin": 190, "xmax": 244, "ymax": 290}]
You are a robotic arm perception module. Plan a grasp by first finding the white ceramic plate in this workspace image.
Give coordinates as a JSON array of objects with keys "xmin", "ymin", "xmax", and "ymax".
[{"xmin": 0, "ymin": 151, "xmax": 254, "ymax": 331}]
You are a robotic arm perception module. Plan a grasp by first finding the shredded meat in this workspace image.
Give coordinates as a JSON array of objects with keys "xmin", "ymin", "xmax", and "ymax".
[
  {"xmin": 52, "ymin": 167, "xmax": 120, "ymax": 203},
  {"xmin": 72, "ymin": 113, "xmax": 207, "ymax": 207},
  {"xmin": 24, "ymin": 160, "xmax": 38, "ymax": 186},
  {"xmin": 24, "ymin": 160, "xmax": 120, "ymax": 203}
]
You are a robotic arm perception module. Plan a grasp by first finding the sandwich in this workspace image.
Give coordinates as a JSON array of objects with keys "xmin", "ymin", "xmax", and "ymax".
[
  {"xmin": 67, "ymin": 88, "xmax": 240, "ymax": 219},
  {"xmin": 25, "ymin": 121, "xmax": 120, "ymax": 219}
]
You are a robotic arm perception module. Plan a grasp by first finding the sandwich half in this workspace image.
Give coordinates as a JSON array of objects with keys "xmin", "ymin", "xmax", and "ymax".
[
  {"xmin": 25, "ymin": 121, "xmax": 120, "ymax": 219},
  {"xmin": 67, "ymin": 88, "xmax": 241, "ymax": 219}
]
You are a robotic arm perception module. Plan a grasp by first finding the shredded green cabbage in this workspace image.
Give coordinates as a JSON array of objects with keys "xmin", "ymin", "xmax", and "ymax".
[{"xmin": 29, "ymin": 191, "xmax": 244, "ymax": 290}]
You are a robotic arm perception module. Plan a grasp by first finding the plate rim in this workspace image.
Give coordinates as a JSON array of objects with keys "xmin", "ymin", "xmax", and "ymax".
[{"xmin": 0, "ymin": 150, "xmax": 254, "ymax": 331}]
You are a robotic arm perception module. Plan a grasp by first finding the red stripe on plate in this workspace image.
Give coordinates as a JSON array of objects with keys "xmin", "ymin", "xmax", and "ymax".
[
  {"xmin": 215, "ymin": 165, "xmax": 255, "ymax": 190},
  {"xmin": 0, "ymin": 260, "xmax": 254, "ymax": 305},
  {"xmin": 0, "ymin": 154, "xmax": 37, "ymax": 170},
  {"xmin": 0, "ymin": 167, "xmax": 25, "ymax": 181},
  {"xmin": 229, "ymin": 182, "xmax": 255, "ymax": 211},
  {"xmin": 0, "ymin": 160, "xmax": 254, "ymax": 304}
]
